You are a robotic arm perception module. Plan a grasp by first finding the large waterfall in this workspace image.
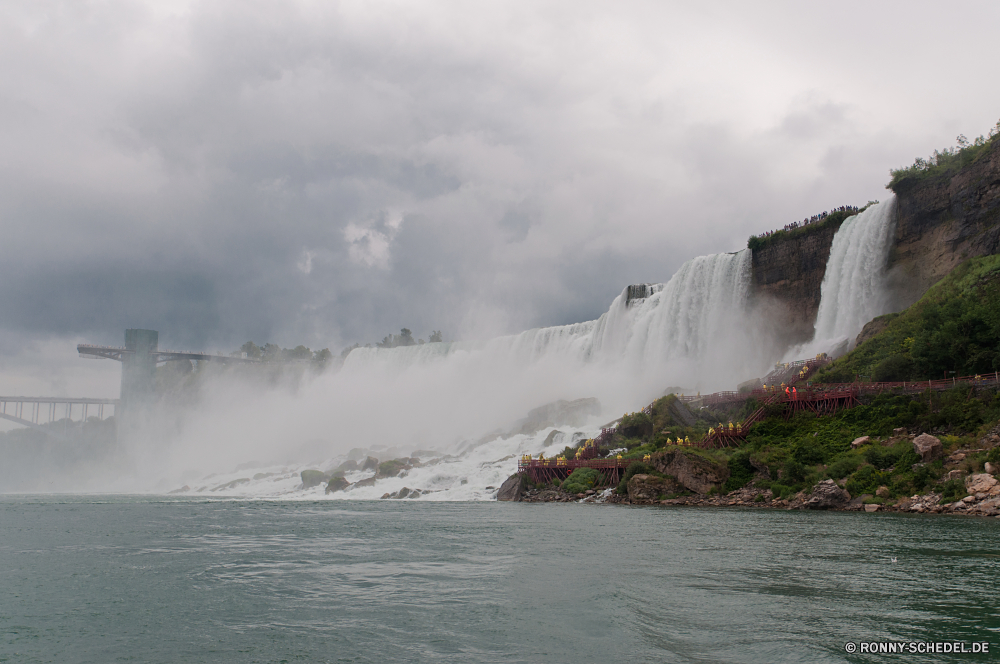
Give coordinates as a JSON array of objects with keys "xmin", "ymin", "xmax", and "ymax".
[
  {"xmin": 345, "ymin": 249, "xmax": 753, "ymax": 382},
  {"xmin": 811, "ymin": 196, "xmax": 897, "ymax": 352}
]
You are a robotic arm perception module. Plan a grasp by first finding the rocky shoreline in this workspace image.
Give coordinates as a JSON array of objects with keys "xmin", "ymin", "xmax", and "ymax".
[{"xmin": 501, "ymin": 428, "xmax": 1000, "ymax": 519}]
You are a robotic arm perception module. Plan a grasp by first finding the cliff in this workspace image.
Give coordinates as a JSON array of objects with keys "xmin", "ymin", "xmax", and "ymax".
[
  {"xmin": 749, "ymin": 220, "xmax": 844, "ymax": 345},
  {"xmin": 749, "ymin": 137, "xmax": 1000, "ymax": 343},
  {"xmin": 885, "ymin": 138, "xmax": 1000, "ymax": 308}
]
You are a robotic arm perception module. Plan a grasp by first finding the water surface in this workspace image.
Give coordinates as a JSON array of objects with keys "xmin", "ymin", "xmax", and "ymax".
[{"xmin": 1, "ymin": 497, "xmax": 997, "ymax": 663}]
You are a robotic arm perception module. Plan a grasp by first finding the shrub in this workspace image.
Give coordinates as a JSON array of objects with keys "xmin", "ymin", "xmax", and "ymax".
[
  {"xmin": 722, "ymin": 451, "xmax": 755, "ymax": 492},
  {"xmin": 563, "ymin": 468, "xmax": 603, "ymax": 494},
  {"xmin": 301, "ymin": 469, "xmax": 328, "ymax": 488},
  {"xmin": 938, "ymin": 478, "xmax": 967, "ymax": 503},
  {"xmin": 827, "ymin": 455, "xmax": 862, "ymax": 479},
  {"xmin": 845, "ymin": 465, "xmax": 885, "ymax": 496},
  {"xmin": 619, "ymin": 412, "xmax": 654, "ymax": 440},
  {"xmin": 615, "ymin": 461, "xmax": 653, "ymax": 494}
]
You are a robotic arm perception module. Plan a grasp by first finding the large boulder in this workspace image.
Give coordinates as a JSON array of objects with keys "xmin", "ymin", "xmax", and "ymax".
[
  {"xmin": 376, "ymin": 458, "xmax": 413, "ymax": 478},
  {"xmin": 626, "ymin": 474, "xmax": 682, "ymax": 503},
  {"xmin": 912, "ymin": 433, "xmax": 942, "ymax": 462},
  {"xmin": 325, "ymin": 476, "xmax": 351, "ymax": 494},
  {"xmin": 804, "ymin": 479, "xmax": 851, "ymax": 509},
  {"xmin": 361, "ymin": 456, "xmax": 379, "ymax": 472},
  {"xmin": 497, "ymin": 473, "xmax": 525, "ymax": 501},
  {"xmin": 301, "ymin": 469, "xmax": 328, "ymax": 488},
  {"xmin": 966, "ymin": 473, "xmax": 999, "ymax": 495},
  {"xmin": 651, "ymin": 450, "xmax": 729, "ymax": 494}
]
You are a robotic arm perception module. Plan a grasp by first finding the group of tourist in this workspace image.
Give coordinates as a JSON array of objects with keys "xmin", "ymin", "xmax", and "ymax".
[{"xmin": 756, "ymin": 204, "xmax": 864, "ymax": 238}]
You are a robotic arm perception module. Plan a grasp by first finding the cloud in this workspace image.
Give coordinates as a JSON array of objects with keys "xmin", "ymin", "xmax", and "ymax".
[{"xmin": 0, "ymin": 0, "xmax": 999, "ymax": 360}]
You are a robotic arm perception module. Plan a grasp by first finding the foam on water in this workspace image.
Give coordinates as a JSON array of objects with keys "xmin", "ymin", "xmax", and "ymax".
[{"xmin": 163, "ymin": 250, "xmax": 755, "ymax": 499}]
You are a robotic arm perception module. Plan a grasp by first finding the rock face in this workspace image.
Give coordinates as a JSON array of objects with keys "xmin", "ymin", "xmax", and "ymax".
[
  {"xmin": 497, "ymin": 474, "xmax": 525, "ymax": 502},
  {"xmin": 361, "ymin": 456, "xmax": 379, "ymax": 472},
  {"xmin": 886, "ymin": 138, "xmax": 1000, "ymax": 308},
  {"xmin": 750, "ymin": 220, "xmax": 845, "ymax": 347},
  {"xmin": 966, "ymin": 473, "xmax": 1000, "ymax": 495},
  {"xmin": 301, "ymin": 469, "xmax": 327, "ymax": 488},
  {"xmin": 804, "ymin": 479, "xmax": 851, "ymax": 509},
  {"xmin": 650, "ymin": 450, "xmax": 729, "ymax": 494},
  {"xmin": 626, "ymin": 474, "xmax": 682, "ymax": 504},
  {"xmin": 325, "ymin": 476, "xmax": 351, "ymax": 494},
  {"xmin": 748, "ymin": 139, "xmax": 1000, "ymax": 340},
  {"xmin": 913, "ymin": 433, "xmax": 943, "ymax": 462}
]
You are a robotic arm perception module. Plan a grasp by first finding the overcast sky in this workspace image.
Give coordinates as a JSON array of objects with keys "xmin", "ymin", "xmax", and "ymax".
[{"xmin": 2, "ymin": 0, "xmax": 999, "ymax": 375}]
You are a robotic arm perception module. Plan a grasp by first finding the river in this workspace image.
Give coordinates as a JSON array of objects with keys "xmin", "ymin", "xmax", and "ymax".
[{"xmin": 1, "ymin": 496, "xmax": 997, "ymax": 663}]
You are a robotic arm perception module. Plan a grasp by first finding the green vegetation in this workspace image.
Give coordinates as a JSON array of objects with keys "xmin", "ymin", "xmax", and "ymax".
[
  {"xmin": 725, "ymin": 386, "xmax": 1000, "ymax": 503},
  {"xmin": 887, "ymin": 121, "xmax": 1000, "ymax": 192},
  {"xmin": 814, "ymin": 254, "xmax": 1000, "ymax": 383},
  {"xmin": 748, "ymin": 206, "xmax": 866, "ymax": 253},
  {"xmin": 239, "ymin": 341, "xmax": 332, "ymax": 368},
  {"xmin": 300, "ymin": 469, "xmax": 327, "ymax": 488},
  {"xmin": 562, "ymin": 468, "xmax": 603, "ymax": 494}
]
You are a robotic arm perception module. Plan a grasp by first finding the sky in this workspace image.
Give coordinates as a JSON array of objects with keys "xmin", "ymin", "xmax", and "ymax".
[{"xmin": 2, "ymin": 0, "xmax": 1000, "ymax": 398}]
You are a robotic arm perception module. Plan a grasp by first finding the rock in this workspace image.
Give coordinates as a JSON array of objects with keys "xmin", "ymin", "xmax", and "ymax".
[
  {"xmin": 352, "ymin": 476, "xmax": 377, "ymax": 489},
  {"xmin": 851, "ymin": 436, "xmax": 871, "ymax": 449},
  {"xmin": 986, "ymin": 462, "xmax": 997, "ymax": 475},
  {"xmin": 962, "ymin": 495, "xmax": 977, "ymax": 504},
  {"xmin": 585, "ymin": 489, "xmax": 596, "ymax": 495},
  {"xmin": 912, "ymin": 433, "xmax": 942, "ymax": 462},
  {"xmin": 893, "ymin": 427, "xmax": 907, "ymax": 437},
  {"xmin": 864, "ymin": 504, "xmax": 880, "ymax": 512},
  {"xmin": 394, "ymin": 487, "xmax": 411, "ymax": 499},
  {"xmin": 334, "ymin": 459, "xmax": 359, "ymax": 473},
  {"xmin": 947, "ymin": 452, "xmax": 966, "ymax": 463},
  {"xmin": 325, "ymin": 476, "xmax": 351, "ymax": 494},
  {"xmin": 804, "ymin": 479, "xmax": 851, "ymax": 510},
  {"xmin": 966, "ymin": 473, "xmax": 999, "ymax": 494},
  {"xmin": 376, "ymin": 458, "xmax": 413, "ymax": 478},
  {"xmin": 650, "ymin": 450, "xmax": 729, "ymax": 494},
  {"xmin": 497, "ymin": 474, "xmax": 525, "ymax": 502},
  {"xmin": 946, "ymin": 469, "xmax": 966, "ymax": 481},
  {"xmin": 361, "ymin": 456, "xmax": 379, "ymax": 472},
  {"xmin": 301, "ymin": 469, "xmax": 328, "ymax": 488},
  {"xmin": 627, "ymin": 474, "xmax": 683, "ymax": 503},
  {"xmin": 168, "ymin": 485, "xmax": 190, "ymax": 494},
  {"xmin": 875, "ymin": 485, "xmax": 890, "ymax": 498}
]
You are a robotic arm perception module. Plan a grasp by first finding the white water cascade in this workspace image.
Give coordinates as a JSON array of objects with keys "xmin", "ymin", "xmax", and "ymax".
[
  {"xmin": 810, "ymin": 196, "xmax": 897, "ymax": 354},
  {"xmin": 154, "ymin": 249, "xmax": 760, "ymax": 500},
  {"xmin": 346, "ymin": 249, "xmax": 753, "ymax": 383}
]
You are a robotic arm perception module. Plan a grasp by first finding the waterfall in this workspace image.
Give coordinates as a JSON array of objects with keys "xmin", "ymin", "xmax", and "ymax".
[
  {"xmin": 811, "ymin": 196, "xmax": 897, "ymax": 352},
  {"xmin": 345, "ymin": 249, "xmax": 753, "ymax": 382}
]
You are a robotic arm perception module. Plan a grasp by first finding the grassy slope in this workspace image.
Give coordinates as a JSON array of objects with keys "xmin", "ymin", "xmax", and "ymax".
[{"xmin": 813, "ymin": 254, "xmax": 1000, "ymax": 383}]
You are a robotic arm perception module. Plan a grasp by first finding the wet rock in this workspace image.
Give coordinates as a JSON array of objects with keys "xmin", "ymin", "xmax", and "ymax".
[
  {"xmin": 912, "ymin": 433, "xmax": 942, "ymax": 462},
  {"xmin": 376, "ymin": 458, "xmax": 414, "ymax": 479},
  {"xmin": 169, "ymin": 485, "xmax": 190, "ymax": 494},
  {"xmin": 804, "ymin": 479, "xmax": 851, "ymax": 510},
  {"xmin": 851, "ymin": 436, "xmax": 871, "ymax": 449},
  {"xmin": 325, "ymin": 476, "xmax": 351, "ymax": 494},
  {"xmin": 361, "ymin": 456, "xmax": 379, "ymax": 472},
  {"xmin": 864, "ymin": 504, "xmax": 880, "ymax": 512},
  {"xmin": 497, "ymin": 474, "xmax": 525, "ymax": 502},
  {"xmin": 334, "ymin": 459, "xmax": 359, "ymax": 473},
  {"xmin": 627, "ymin": 474, "xmax": 682, "ymax": 504},
  {"xmin": 352, "ymin": 476, "xmax": 377, "ymax": 489},
  {"xmin": 300, "ymin": 469, "xmax": 328, "ymax": 488},
  {"xmin": 966, "ymin": 473, "xmax": 998, "ymax": 494}
]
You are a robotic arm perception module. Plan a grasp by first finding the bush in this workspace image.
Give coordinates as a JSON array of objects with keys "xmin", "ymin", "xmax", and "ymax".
[
  {"xmin": 938, "ymin": 478, "xmax": 967, "ymax": 503},
  {"xmin": 826, "ymin": 455, "xmax": 862, "ymax": 479},
  {"xmin": 563, "ymin": 468, "xmax": 603, "ymax": 494},
  {"xmin": 619, "ymin": 412, "xmax": 654, "ymax": 440},
  {"xmin": 615, "ymin": 461, "xmax": 653, "ymax": 494},
  {"xmin": 722, "ymin": 451, "xmax": 755, "ymax": 492},
  {"xmin": 873, "ymin": 355, "xmax": 915, "ymax": 382},
  {"xmin": 845, "ymin": 465, "xmax": 885, "ymax": 496}
]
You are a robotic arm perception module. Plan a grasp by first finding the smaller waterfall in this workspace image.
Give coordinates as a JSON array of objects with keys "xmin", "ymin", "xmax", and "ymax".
[{"xmin": 811, "ymin": 196, "xmax": 897, "ymax": 351}]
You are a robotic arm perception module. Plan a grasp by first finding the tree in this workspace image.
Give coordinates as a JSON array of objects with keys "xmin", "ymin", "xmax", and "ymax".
[
  {"xmin": 429, "ymin": 330, "xmax": 443, "ymax": 343},
  {"xmin": 240, "ymin": 341, "xmax": 262, "ymax": 359}
]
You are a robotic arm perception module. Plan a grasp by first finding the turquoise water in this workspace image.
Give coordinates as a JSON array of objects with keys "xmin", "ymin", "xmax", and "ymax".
[{"xmin": 1, "ymin": 497, "xmax": 998, "ymax": 663}]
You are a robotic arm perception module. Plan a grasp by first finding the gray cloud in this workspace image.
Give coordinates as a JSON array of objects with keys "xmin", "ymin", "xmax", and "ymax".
[{"xmin": 1, "ymin": 0, "xmax": 999, "ymax": 360}]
